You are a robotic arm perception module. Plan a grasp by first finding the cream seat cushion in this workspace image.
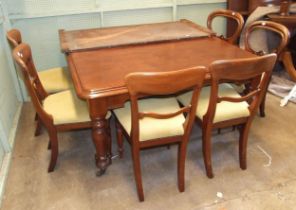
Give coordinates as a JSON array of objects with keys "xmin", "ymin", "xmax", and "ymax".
[
  {"xmin": 43, "ymin": 90, "xmax": 110, "ymax": 125},
  {"xmin": 177, "ymin": 83, "xmax": 250, "ymax": 123},
  {"xmin": 114, "ymin": 97, "xmax": 185, "ymax": 142},
  {"xmin": 38, "ymin": 67, "xmax": 72, "ymax": 94}
]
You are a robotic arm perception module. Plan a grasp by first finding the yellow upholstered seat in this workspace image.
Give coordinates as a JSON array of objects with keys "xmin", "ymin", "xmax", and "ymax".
[
  {"xmin": 44, "ymin": 90, "xmax": 110, "ymax": 125},
  {"xmin": 114, "ymin": 97, "xmax": 185, "ymax": 141},
  {"xmin": 178, "ymin": 83, "xmax": 250, "ymax": 123},
  {"xmin": 38, "ymin": 67, "xmax": 72, "ymax": 94}
]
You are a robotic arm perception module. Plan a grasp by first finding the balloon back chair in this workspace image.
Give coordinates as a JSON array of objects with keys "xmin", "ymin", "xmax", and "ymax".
[
  {"xmin": 244, "ymin": 20, "xmax": 290, "ymax": 117},
  {"xmin": 207, "ymin": 9, "xmax": 244, "ymax": 44}
]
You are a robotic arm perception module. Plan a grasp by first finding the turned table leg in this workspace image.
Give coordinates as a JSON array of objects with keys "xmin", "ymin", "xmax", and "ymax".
[{"xmin": 88, "ymin": 99, "xmax": 111, "ymax": 176}]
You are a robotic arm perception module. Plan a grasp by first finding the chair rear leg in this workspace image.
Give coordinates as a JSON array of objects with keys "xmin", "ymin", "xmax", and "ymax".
[
  {"xmin": 239, "ymin": 123, "xmax": 251, "ymax": 170},
  {"xmin": 177, "ymin": 142, "xmax": 187, "ymax": 192},
  {"xmin": 131, "ymin": 147, "xmax": 144, "ymax": 202},
  {"xmin": 259, "ymin": 95, "xmax": 266, "ymax": 117},
  {"xmin": 34, "ymin": 116, "xmax": 43, "ymax": 136},
  {"xmin": 48, "ymin": 128, "xmax": 58, "ymax": 172},
  {"xmin": 116, "ymin": 123, "xmax": 124, "ymax": 158},
  {"xmin": 202, "ymin": 124, "xmax": 214, "ymax": 178},
  {"xmin": 260, "ymin": 75, "xmax": 272, "ymax": 117},
  {"xmin": 47, "ymin": 140, "xmax": 51, "ymax": 150}
]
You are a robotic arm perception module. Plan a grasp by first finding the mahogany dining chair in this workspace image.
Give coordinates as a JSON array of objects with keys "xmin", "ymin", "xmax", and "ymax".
[
  {"xmin": 12, "ymin": 43, "xmax": 111, "ymax": 173},
  {"xmin": 113, "ymin": 67, "xmax": 206, "ymax": 201},
  {"xmin": 207, "ymin": 9, "xmax": 244, "ymax": 45},
  {"xmin": 244, "ymin": 20, "xmax": 290, "ymax": 117},
  {"xmin": 7, "ymin": 29, "xmax": 73, "ymax": 136},
  {"xmin": 178, "ymin": 54, "xmax": 277, "ymax": 178}
]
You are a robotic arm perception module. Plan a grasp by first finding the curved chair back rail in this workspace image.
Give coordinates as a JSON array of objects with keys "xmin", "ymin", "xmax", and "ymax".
[
  {"xmin": 207, "ymin": 9, "xmax": 244, "ymax": 44},
  {"xmin": 6, "ymin": 29, "xmax": 22, "ymax": 48},
  {"xmin": 244, "ymin": 20, "xmax": 290, "ymax": 56},
  {"xmin": 126, "ymin": 67, "xmax": 207, "ymax": 143},
  {"xmin": 244, "ymin": 20, "xmax": 290, "ymax": 117},
  {"xmin": 12, "ymin": 43, "xmax": 94, "ymax": 173},
  {"xmin": 207, "ymin": 54, "xmax": 277, "ymax": 121},
  {"xmin": 12, "ymin": 43, "xmax": 48, "ymax": 105},
  {"xmin": 114, "ymin": 66, "xmax": 207, "ymax": 201}
]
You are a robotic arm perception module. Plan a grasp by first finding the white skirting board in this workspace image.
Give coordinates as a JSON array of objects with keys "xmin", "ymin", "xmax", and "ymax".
[{"xmin": 0, "ymin": 103, "xmax": 22, "ymax": 207}]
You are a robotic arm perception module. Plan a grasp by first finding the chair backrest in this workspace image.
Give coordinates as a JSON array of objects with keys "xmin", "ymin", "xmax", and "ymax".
[
  {"xmin": 205, "ymin": 54, "xmax": 277, "ymax": 123},
  {"xmin": 6, "ymin": 29, "xmax": 22, "ymax": 48},
  {"xmin": 207, "ymin": 9, "xmax": 244, "ymax": 44},
  {"xmin": 125, "ymin": 67, "xmax": 207, "ymax": 143},
  {"xmin": 12, "ymin": 43, "xmax": 49, "ymax": 122},
  {"xmin": 244, "ymin": 21, "xmax": 290, "ymax": 56},
  {"xmin": 6, "ymin": 28, "xmax": 49, "ymax": 95}
]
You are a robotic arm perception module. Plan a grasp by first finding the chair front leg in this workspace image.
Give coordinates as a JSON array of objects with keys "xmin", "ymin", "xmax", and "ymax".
[
  {"xmin": 259, "ymin": 74, "xmax": 272, "ymax": 117},
  {"xmin": 239, "ymin": 122, "xmax": 252, "ymax": 170},
  {"xmin": 34, "ymin": 115, "xmax": 43, "ymax": 136},
  {"xmin": 259, "ymin": 95, "xmax": 266, "ymax": 117},
  {"xmin": 47, "ymin": 127, "xmax": 59, "ymax": 173},
  {"xmin": 202, "ymin": 123, "xmax": 214, "ymax": 178},
  {"xmin": 131, "ymin": 146, "xmax": 144, "ymax": 202},
  {"xmin": 47, "ymin": 140, "xmax": 51, "ymax": 150},
  {"xmin": 177, "ymin": 141, "xmax": 187, "ymax": 192}
]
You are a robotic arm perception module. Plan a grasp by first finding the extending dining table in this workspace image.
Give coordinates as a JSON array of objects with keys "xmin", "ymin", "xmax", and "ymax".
[{"xmin": 59, "ymin": 19, "xmax": 256, "ymax": 175}]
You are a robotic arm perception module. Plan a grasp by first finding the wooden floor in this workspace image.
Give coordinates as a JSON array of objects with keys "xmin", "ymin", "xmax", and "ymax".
[{"xmin": 1, "ymin": 94, "xmax": 296, "ymax": 210}]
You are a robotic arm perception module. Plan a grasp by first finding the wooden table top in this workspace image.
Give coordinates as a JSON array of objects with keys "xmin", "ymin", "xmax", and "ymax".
[
  {"xmin": 59, "ymin": 19, "xmax": 214, "ymax": 53},
  {"xmin": 66, "ymin": 37, "xmax": 256, "ymax": 99}
]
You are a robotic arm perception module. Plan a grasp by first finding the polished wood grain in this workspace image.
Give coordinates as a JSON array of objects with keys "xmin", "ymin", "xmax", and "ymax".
[
  {"xmin": 63, "ymin": 22, "xmax": 257, "ymax": 174},
  {"xmin": 68, "ymin": 37, "xmax": 256, "ymax": 99},
  {"xmin": 207, "ymin": 9, "xmax": 244, "ymax": 44},
  {"xmin": 114, "ymin": 67, "xmax": 206, "ymax": 201},
  {"xmin": 199, "ymin": 54, "xmax": 277, "ymax": 178}
]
